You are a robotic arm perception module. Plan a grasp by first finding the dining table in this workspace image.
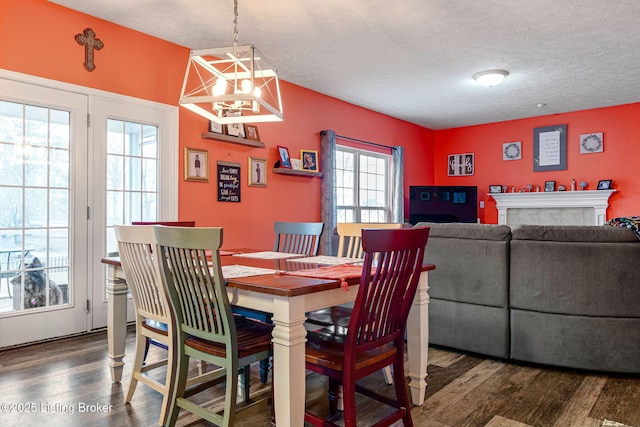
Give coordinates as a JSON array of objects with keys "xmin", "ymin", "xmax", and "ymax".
[{"xmin": 101, "ymin": 249, "xmax": 435, "ymax": 427}]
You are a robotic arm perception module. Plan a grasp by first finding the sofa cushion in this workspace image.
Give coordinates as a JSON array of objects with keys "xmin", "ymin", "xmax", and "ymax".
[
  {"xmin": 511, "ymin": 224, "xmax": 638, "ymax": 242},
  {"xmin": 511, "ymin": 225, "xmax": 640, "ymax": 317},
  {"xmin": 416, "ymin": 222, "xmax": 510, "ymax": 307},
  {"xmin": 418, "ymin": 222, "xmax": 512, "ymax": 241}
]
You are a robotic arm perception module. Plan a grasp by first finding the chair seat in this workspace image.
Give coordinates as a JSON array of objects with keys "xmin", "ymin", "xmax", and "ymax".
[
  {"xmin": 305, "ymin": 305, "xmax": 352, "ymax": 328},
  {"xmin": 306, "ymin": 331, "xmax": 398, "ymax": 372},
  {"xmin": 185, "ymin": 318, "xmax": 273, "ymax": 359},
  {"xmin": 143, "ymin": 319, "xmax": 169, "ymax": 336}
]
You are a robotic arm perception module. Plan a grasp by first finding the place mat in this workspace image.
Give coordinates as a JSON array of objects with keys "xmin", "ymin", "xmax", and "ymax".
[
  {"xmin": 221, "ymin": 264, "xmax": 277, "ymax": 279},
  {"xmin": 232, "ymin": 251, "xmax": 301, "ymax": 259},
  {"xmin": 288, "ymin": 255, "xmax": 362, "ymax": 265},
  {"xmin": 279, "ymin": 264, "xmax": 372, "ymax": 290}
]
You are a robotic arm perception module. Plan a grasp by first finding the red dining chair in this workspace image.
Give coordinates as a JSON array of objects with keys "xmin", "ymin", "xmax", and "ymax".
[{"xmin": 304, "ymin": 226, "xmax": 430, "ymax": 427}]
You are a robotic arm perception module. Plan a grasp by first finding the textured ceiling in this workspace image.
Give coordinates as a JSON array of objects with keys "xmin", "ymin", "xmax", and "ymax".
[{"xmin": 50, "ymin": 0, "xmax": 640, "ymax": 129}]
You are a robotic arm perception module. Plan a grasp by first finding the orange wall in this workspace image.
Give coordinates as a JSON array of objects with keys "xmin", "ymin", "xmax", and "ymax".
[
  {"xmin": 434, "ymin": 104, "xmax": 640, "ymax": 223},
  {"xmin": 1, "ymin": 0, "xmax": 434, "ymax": 250}
]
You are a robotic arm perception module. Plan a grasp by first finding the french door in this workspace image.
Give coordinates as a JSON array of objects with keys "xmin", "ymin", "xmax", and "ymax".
[
  {"xmin": 0, "ymin": 71, "xmax": 177, "ymax": 346},
  {"xmin": 0, "ymin": 77, "xmax": 89, "ymax": 347},
  {"xmin": 89, "ymin": 97, "xmax": 177, "ymax": 328}
]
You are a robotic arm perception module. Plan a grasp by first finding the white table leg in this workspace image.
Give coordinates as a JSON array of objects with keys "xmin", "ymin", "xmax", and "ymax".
[
  {"xmin": 270, "ymin": 295, "xmax": 308, "ymax": 427},
  {"xmin": 406, "ymin": 271, "xmax": 430, "ymax": 405},
  {"xmin": 106, "ymin": 267, "xmax": 129, "ymax": 383}
]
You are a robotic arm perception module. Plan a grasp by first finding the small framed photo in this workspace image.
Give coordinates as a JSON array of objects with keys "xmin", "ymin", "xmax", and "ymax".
[
  {"xmin": 597, "ymin": 179, "xmax": 612, "ymax": 190},
  {"xmin": 277, "ymin": 145, "xmax": 292, "ymax": 168},
  {"xmin": 489, "ymin": 185, "xmax": 502, "ymax": 193},
  {"xmin": 245, "ymin": 124, "xmax": 260, "ymax": 141},
  {"xmin": 291, "ymin": 158, "xmax": 301, "ymax": 170},
  {"xmin": 184, "ymin": 147, "xmax": 209, "ymax": 182},
  {"xmin": 248, "ymin": 157, "xmax": 267, "ymax": 187},
  {"xmin": 300, "ymin": 149, "xmax": 319, "ymax": 172},
  {"xmin": 209, "ymin": 121, "xmax": 225, "ymax": 134},
  {"xmin": 227, "ymin": 122, "xmax": 246, "ymax": 138},
  {"xmin": 544, "ymin": 181, "xmax": 556, "ymax": 192}
]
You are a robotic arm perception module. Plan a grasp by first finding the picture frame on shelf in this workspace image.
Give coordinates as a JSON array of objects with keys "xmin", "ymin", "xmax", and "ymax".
[
  {"xmin": 300, "ymin": 149, "xmax": 319, "ymax": 172},
  {"xmin": 489, "ymin": 185, "xmax": 502, "ymax": 193},
  {"xmin": 597, "ymin": 179, "xmax": 612, "ymax": 190},
  {"xmin": 248, "ymin": 157, "xmax": 267, "ymax": 187},
  {"xmin": 245, "ymin": 124, "xmax": 260, "ymax": 141},
  {"xmin": 277, "ymin": 145, "xmax": 292, "ymax": 168},
  {"xmin": 209, "ymin": 121, "xmax": 225, "ymax": 134},
  {"xmin": 291, "ymin": 158, "xmax": 301, "ymax": 170},
  {"xmin": 227, "ymin": 122, "xmax": 246, "ymax": 138},
  {"xmin": 544, "ymin": 180, "xmax": 556, "ymax": 192},
  {"xmin": 184, "ymin": 147, "xmax": 209, "ymax": 182}
]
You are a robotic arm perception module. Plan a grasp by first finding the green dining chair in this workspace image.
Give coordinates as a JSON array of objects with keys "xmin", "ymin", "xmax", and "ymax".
[
  {"xmin": 154, "ymin": 226, "xmax": 273, "ymax": 427},
  {"xmin": 273, "ymin": 221, "xmax": 324, "ymax": 255}
]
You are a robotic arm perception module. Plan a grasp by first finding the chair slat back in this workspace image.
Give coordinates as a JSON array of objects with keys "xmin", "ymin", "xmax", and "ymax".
[
  {"xmin": 336, "ymin": 223, "xmax": 403, "ymax": 259},
  {"xmin": 274, "ymin": 221, "xmax": 324, "ymax": 255},
  {"xmin": 154, "ymin": 226, "xmax": 236, "ymax": 349},
  {"xmin": 347, "ymin": 227, "xmax": 430, "ymax": 353},
  {"xmin": 115, "ymin": 225, "xmax": 170, "ymax": 323}
]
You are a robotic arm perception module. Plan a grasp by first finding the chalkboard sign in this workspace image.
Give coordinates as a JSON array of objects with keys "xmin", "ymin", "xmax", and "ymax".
[{"xmin": 217, "ymin": 161, "xmax": 241, "ymax": 202}]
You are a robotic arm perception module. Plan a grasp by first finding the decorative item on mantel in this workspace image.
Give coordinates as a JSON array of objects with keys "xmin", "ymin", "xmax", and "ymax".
[
  {"xmin": 580, "ymin": 181, "xmax": 588, "ymax": 190},
  {"xmin": 178, "ymin": 0, "xmax": 283, "ymax": 125}
]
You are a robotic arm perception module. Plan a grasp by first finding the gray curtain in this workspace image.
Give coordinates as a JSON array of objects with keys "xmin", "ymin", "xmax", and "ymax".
[
  {"xmin": 392, "ymin": 146, "xmax": 405, "ymax": 223},
  {"xmin": 319, "ymin": 130, "xmax": 337, "ymax": 255}
]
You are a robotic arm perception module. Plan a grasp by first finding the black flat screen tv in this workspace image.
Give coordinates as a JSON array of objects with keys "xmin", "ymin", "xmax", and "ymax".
[{"xmin": 409, "ymin": 186, "xmax": 478, "ymax": 224}]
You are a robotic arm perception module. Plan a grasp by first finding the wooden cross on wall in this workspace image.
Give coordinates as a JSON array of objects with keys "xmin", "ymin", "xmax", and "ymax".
[{"xmin": 75, "ymin": 28, "xmax": 103, "ymax": 72}]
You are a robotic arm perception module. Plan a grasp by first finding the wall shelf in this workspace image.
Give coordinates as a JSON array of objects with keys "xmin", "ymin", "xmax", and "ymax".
[
  {"xmin": 201, "ymin": 132, "xmax": 265, "ymax": 148},
  {"xmin": 273, "ymin": 167, "xmax": 323, "ymax": 178}
]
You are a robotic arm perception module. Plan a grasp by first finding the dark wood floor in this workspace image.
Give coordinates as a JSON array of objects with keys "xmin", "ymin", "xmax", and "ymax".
[{"xmin": 1, "ymin": 328, "xmax": 639, "ymax": 427}]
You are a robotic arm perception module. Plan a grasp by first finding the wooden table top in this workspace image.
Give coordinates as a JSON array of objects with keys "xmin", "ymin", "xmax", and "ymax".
[{"xmin": 101, "ymin": 250, "xmax": 435, "ymax": 298}]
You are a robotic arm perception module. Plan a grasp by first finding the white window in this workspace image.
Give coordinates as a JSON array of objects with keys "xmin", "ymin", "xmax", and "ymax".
[{"xmin": 336, "ymin": 146, "xmax": 391, "ymax": 223}]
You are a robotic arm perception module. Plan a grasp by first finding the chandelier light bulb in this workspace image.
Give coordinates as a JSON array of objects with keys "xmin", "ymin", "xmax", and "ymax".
[
  {"xmin": 241, "ymin": 79, "xmax": 252, "ymax": 94},
  {"xmin": 473, "ymin": 69, "xmax": 509, "ymax": 87},
  {"xmin": 213, "ymin": 78, "xmax": 227, "ymax": 96}
]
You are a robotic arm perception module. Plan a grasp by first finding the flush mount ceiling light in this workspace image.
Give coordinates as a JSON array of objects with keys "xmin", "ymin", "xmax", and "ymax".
[
  {"xmin": 179, "ymin": 0, "xmax": 283, "ymax": 124},
  {"xmin": 473, "ymin": 69, "xmax": 509, "ymax": 87}
]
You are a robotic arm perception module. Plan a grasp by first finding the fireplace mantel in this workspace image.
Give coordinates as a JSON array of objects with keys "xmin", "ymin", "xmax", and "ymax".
[{"xmin": 489, "ymin": 190, "xmax": 616, "ymax": 226}]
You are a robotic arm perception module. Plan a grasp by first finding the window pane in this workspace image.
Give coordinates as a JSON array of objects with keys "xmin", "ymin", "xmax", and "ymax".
[
  {"xmin": 107, "ymin": 119, "xmax": 124, "ymax": 154},
  {"xmin": 0, "ymin": 143, "xmax": 23, "ymax": 186},
  {"xmin": 50, "ymin": 110, "xmax": 70, "ymax": 149},
  {"xmin": 25, "ymin": 146, "xmax": 48, "ymax": 187},
  {"xmin": 125, "ymin": 157, "xmax": 141, "ymax": 191},
  {"xmin": 0, "ymin": 187, "xmax": 23, "ymax": 228},
  {"xmin": 24, "ymin": 188, "xmax": 47, "ymax": 228},
  {"xmin": 125, "ymin": 122, "xmax": 142, "ymax": 156},
  {"xmin": 25, "ymin": 105, "xmax": 48, "ymax": 146},
  {"xmin": 50, "ymin": 148, "xmax": 69, "ymax": 188},
  {"xmin": 143, "ymin": 159, "xmax": 157, "ymax": 192},
  {"xmin": 50, "ymin": 189, "xmax": 69, "ymax": 227},
  {"xmin": 106, "ymin": 154, "xmax": 123, "ymax": 190},
  {"xmin": 0, "ymin": 101, "xmax": 24, "ymax": 143},
  {"xmin": 142, "ymin": 125, "xmax": 157, "ymax": 158}
]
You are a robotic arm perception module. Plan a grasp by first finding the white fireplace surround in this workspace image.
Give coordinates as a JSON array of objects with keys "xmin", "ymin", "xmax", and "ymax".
[{"xmin": 489, "ymin": 190, "xmax": 616, "ymax": 226}]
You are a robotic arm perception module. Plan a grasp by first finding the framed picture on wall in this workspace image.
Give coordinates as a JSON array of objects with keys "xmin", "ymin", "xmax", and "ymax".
[
  {"xmin": 184, "ymin": 147, "xmax": 209, "ymax": 182},
  {"xmin": 534, "ymin": 125, "xmax": 567, "ymax": 172},
  {"xmin": 597, "ymin": 179, "xmax": 612, "ymax": 190},
  {"xmin": 248, "ymin": 157, "xmax": 267, "ymax": 187},
  {"xmin": 544, "ymin": 180, "xmax": 556, "ymax": 192},
  {"xmin": 489, "ymin": 185, "xmax": 502, "ymax": 193}
]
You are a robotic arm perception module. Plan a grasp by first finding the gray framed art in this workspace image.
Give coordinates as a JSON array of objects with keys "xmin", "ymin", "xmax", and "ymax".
[{"xmin": 533, "ymin": 124, "xmax": 567, "ymax": 172}]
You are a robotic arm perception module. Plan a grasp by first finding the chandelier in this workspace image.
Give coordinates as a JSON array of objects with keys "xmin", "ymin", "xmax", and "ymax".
[{"xmin": 179, "ymin": 0, "xmax": 283, "ymax": 124}]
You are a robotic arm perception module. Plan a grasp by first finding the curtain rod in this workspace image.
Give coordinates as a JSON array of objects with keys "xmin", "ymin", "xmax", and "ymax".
[{"xmin": 323, "ymin": 131, "xmax": 397, "ymax": 151}]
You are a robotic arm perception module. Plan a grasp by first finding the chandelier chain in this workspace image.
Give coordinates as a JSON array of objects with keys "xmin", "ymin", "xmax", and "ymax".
[{"xmin": 233, "ymin": 0, "xmax": 239, "ymax": 46}]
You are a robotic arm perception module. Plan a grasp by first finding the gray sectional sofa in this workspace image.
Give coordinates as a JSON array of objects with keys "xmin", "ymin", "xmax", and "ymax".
[{"xmin": 417, "ymin": 222, "xmax": 640, "ymax": 373}]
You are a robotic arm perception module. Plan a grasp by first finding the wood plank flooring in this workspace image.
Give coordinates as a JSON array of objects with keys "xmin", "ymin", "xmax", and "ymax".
[{"xmin": 0, "ymin": 328, "xmax": 639, "ymax": 427}]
